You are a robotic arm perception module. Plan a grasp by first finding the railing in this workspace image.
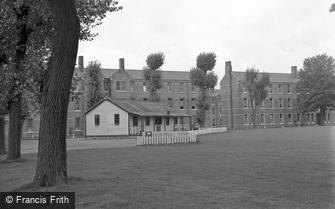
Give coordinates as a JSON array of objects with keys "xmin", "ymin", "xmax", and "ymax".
[
  {"xmin": 189, "ymin": 127, "xmax": 227, "ymax": 136},
  {"xmin": 136, "ymin": 127, "xmax": 227, "ymax": 146},
  {"xmin": 137, "ymin": 131, "xmax": 196, "ymax": 145}
]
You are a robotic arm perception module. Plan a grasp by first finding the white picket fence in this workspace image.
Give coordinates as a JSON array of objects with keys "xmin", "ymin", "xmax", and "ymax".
[
  {"xmin": 137, "ymin": 131, "xmax": 196, "ymax": 145},
  {"xmin": 136, "ymin": 127, "xmax": 227, "ymax": 146},
  {"xmin": 190, "ymin": 127, "xmax": 227, "ymax": 136}
]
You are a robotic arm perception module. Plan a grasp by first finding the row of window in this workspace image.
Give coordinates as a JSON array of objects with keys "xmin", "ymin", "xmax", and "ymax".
[
  {"xmin": 94, "ymin": 114, "xmax": 119, "ymax": 126},
  {"xmin": 243, "ymin": 84, "xmax": 293, "ymax": 94},
  {"xmin": 103, "ymin": 79, "xmax": 198, "ymax": 92},
  {"xmin": 244, "ymin": 113, "xmax": 301, "ymax": 125},
  {"xmin": 243, "ymin": 98, "xmax": 293, "ymax": 109}
]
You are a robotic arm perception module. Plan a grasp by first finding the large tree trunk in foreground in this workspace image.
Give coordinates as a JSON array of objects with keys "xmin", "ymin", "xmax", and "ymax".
[
  {"xmin": 6, "ymin": 95, "xmax": 22, "ymax": 159},
  {"xmin": 0, "ymin": 115, "xmax": 6, "ymax": 154},
  {"xmin": 34, "ymin": 0, "xmax": 80, "ymax": 186}
]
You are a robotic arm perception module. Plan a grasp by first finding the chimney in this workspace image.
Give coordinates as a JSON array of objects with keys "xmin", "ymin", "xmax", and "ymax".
[
  {"xmin": 78, "ymin": 56, "xmax": 84, "ymax": 69},
  {"xmin": 225, "ymin": 61, "xmax": 232, "ymax": 75},
  {"xmin": 291, "ymin": 66, "xmax": 297, "ymax": 78},
  {"xmin": 119, "ymin": 58, "xmax": 125, "ymax": 71}
]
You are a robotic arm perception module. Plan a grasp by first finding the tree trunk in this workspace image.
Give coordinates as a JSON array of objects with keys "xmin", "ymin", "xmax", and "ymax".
[
  {"xmin": 6, "ymin": 95, "xmax": 22, "ymax": 159},
  {"xmin": 7, "ymin": 3, "xmax": 33, "ymax": 160},
  {"xmin": 0, "ymin": 115, "xmax": 6, "ymax": 154},
  {"xmin": 320, "ymin": 107, "xmax": 326, "ymax": 126},
  {"xmin": 198, "ymin": 88, "xmax": 207, "ymax": 128},
  {"xmin": 34, "ymin": 0, "xmax": 80, "ymax": 186}
]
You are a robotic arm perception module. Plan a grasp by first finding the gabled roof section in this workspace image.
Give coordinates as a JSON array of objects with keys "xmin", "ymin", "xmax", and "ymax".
[
  {"xmin": 100, "ymin": 68, "xmax": 190, "ymax": 81},
  {"xmin": 85, "ymin": 98, "xmax": 190, "ymax": 117},
  {"xmin": 231, "ymin": 71, "xmax": 299, "ymax": 83}
]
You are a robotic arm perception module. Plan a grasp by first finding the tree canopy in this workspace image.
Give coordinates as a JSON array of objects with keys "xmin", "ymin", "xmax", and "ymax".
[
  {"xmin": 296, "ymin": 54, "xmax": 335, "ymax": 125},
  {"xmin": 143, "ymin": 52, "xmax": 164, "ymax": 101},
  {"xmin": 243, "ymin": 67, "xmax": 270, "ymax": 128},
  {"xmin": 190, "ymin": 52, "xmax": 218, "ymax": 127}
]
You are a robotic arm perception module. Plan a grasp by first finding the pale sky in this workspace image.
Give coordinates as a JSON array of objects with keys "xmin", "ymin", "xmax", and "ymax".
[{"xmin": 78, "ymin": 0, "xmax": 335, "ymax": 82}]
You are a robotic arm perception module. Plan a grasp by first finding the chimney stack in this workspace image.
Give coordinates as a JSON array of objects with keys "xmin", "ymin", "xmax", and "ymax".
[
  {"xmin": 78, "ymin": 56, "xmax": 84, "ymax": 69},
  {"xmin": 291, "ymin": 66, "xmax": 297, "ymax": 78},
  {"xmin": 225, "ymin": 61, "xmax": 232, "ymax": 75},
  {"xmin": 119, "ymin": 58, "xmax": 125, "ymax": 71}
]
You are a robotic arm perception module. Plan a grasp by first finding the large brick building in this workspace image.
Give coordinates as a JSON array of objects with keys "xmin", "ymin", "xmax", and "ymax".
[
  {"xmin": 19, "ymin": 57, "xmax": 334, "ymax": 139},
  {"xmin": 20, "ymin": 56, "xmax": 221, "ymax": 138},
  {"xmin": 219, "ymin": 61, "xmax": 335, "ymax": 129}
]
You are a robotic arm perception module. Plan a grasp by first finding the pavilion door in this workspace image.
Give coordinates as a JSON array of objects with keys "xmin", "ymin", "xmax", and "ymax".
[{"xmin": 154, "ymin": 117, "xmax": 162, "ymax": 132}]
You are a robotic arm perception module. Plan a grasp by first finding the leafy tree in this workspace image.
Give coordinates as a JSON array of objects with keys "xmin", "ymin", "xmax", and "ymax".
[
  {"xmin": 243, "ymin": 67, "xmax": 270, "ymax": 128},
  {"xmin": 190, "ymin": 52, "xmax": 218, "ymax": 127},
  {"xmin": 143, "ymin": 52, "xmax": 164, "ymax": 101},
  {"xmin": 1, "ymin": 0, "xmax": 120, "ymax": 167},
  {"xmin": 296, "ymin": 54, "xmax": 335, "ymax": 126},
  {"xmin": 85, "ymin": 61, "xmax": 104, "ymax": 109},
  {"xmin": 34, "ymin": 0, "xmax": 121, "ymax": 186}
]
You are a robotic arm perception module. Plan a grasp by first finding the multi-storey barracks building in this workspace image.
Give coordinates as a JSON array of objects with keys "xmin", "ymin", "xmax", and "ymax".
[
  {"xmin": 20, "ymin": 56, "xmax": 221, "ymax": 138},
  {"xmin": 220, "ymin": 61, "xmax": 335, "ymax": 129},
  {"xmin": 19, "ymin": 56, "xmax": 335, "ymax": 139}
]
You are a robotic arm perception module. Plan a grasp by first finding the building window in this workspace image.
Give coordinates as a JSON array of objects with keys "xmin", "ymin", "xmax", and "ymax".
[
  {"xmin": 287, "ymin": 84, "xmax": 291, "ymax": 93},
  {"xmin": 220, "ymin": 118, "xmax": 223, "ymax": 125},
  {"xmin": 143, "ymin": 98, "xmax": 147, "ymax": 101},
  {"xmin": 114, "ymin": 114, "xmax": 120, "ymax": 125},
  {"xmin": 180, "ymin": 98, "xmax": 184, "ymax": 109},
  {"xmin": 211, "ymin": 108, "xmax": 215, "ymax": 115},
  {"xmin": 174, "ymin": 117, "xmax": 178, "ymax": 124},
  {"xmin": 278, "ymin": 84, "xmax": 282, "ymax": 93},
  {"xmin": 74, "ymin": 100, "xmax": 80, "ymax": 111},
  {"xmin": 260, "ymin": 114, "xmax": 265, "ymax": 124},
  {"xmin": 288, "ymin": 114, "xmax": 292, "ymax": 123},
  {"xmin": 212, "ymin": 98, "xmax": 215, "ymax": 104},
  {"xmin": 268, "ymin": 84, "xmax": 272, "ymax": 93},
  {"xmin": 191, "ymin": 84, "xmax": 195, "ymax": 92},
  {"xmin": 297, "ymin": 113, "xmax": 301, "ymax": 122},
  {"xmin": 244, "ymin": 114, "xmax": 248, "ymax": 125},
  {"xmin": 288, "ymin": 98, "xmax": 292, "ymax": 108},
  {"xmin": 243, "ymin": 86, "xmax": 247, "ymax": 93},
  {"xmin": 219, "ymin": 108, "xmax": 222, "ymax": 114},
  {"xmin": 191, "ymin": 98, "xmax": 195, "ymax": 101},
  {"xmin": 166, "ymin": 117, "xmax": 170, "ymax": 126},
  {"xmin": 179, "ymin": 82, "xmax": 184, "ymax": 91},
  {"xmin": 103, "ymin": 78, "xmax": 110, "ymax": 91},
  {"xmin": 145, "ymin": 117, "xmax": 150, "ymax": 126},
  {"xmin": 130, "ymin": 97, "xmax": 135, "ymax": 100},
  {"xmin": 168, "ymin": 82, "xmax": 172, "ymax": 91},
  {"xmin": 94, "ymin": 114, "xmax": 100, "ymax": 126},
  {"xmin": 269, "ymin": 98, "xmax": 273, "ymax": 108},
  {"xmin": 192, "ymin": 106, "xmax": 196, "ymax": 110},
  {"xmin": 269, "ymin": 114, "xmax": 274, "ymax": 124},
  {"xmin": 27, "ymin": 118, "xmax": 33, "ymax": 130},
  {"xmin": 279, "ymin": 98, "xmax": 283, "ymax": 108},
  {"xmin": 133, "ymin": 116, "xmax": 138, "ymax": 126},
  {"xmin": 311, "ymin": 113, "xmax": 314, "ymax": 122},
  {"xmin": 327, "ymin": 113, "xmax": 331, "ymax": 121},
  {"xmin": 116, "ymin": 81, "xmax": 126, "ymax": 91},
  {"xmin": 279, "ymin": 114, "xmax": 283, "ymax": 124},
  {"xmin": 212, "ymin": 119, "xmax": 216, "ymax": 127},
  {"xmin": 75, "ymin": 117, "xmax": 80, "ymax": 130},
  {"xmin": 142, "ymin": 83, "xmax": 147, "ymax": 92},
  {"xmin": 243, "ymin": 98, "xmax": 248, "ymax": 109},
  {"xmin": 261, "ymin": 101, "xmax": 265, "ymax": 108},
  {"xmin": 168, "ymin": 98, "xmax": 172, "ymax": 101}
]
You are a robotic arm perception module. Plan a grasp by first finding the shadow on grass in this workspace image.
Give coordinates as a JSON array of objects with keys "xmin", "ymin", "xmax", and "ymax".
[{"xmin": 12, "ymin": 176, "xmax": 84, "ymax": 192}]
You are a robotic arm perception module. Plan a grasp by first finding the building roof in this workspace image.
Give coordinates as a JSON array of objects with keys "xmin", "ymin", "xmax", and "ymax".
[
  {"xmin": 231, "ymin": 71, "xmax": 299, "ymax": 83},
  {"xmin": 86, "ymin": 98, "xmax": 190, "ymax": 117},
  {"xmin": 101, "ymin": 68, "xmax": 191, "ymax": 81}
]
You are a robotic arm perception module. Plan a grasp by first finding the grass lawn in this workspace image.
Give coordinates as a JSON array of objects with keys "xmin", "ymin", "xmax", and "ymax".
[{"xmin": 0, "ymin": 126, "xmax": 334, "ymax": 209}]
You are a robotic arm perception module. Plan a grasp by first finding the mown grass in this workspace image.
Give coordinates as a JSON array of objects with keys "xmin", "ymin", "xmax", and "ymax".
[{"xmin": 0, "ymin": 126, "xmax": 334, "ymax": 209}]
